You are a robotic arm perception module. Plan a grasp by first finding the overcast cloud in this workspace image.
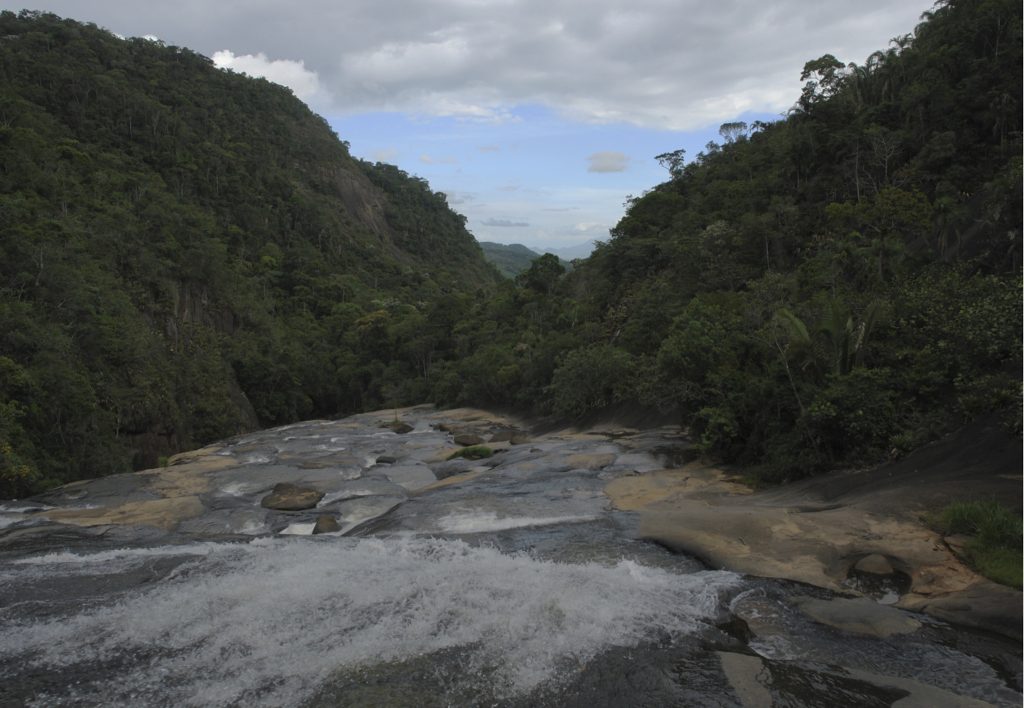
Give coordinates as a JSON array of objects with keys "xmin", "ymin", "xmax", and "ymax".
[
  {"xmin": 18, "ymin": 0, "xmax": 931, "ymax": 249},
  {"xmin": 26, "ymin": 0, "xmax": 928, "ymax": 130},
  {"xmin": 587, "ymin": 151, "xmax": 630, "ymax": 173}
]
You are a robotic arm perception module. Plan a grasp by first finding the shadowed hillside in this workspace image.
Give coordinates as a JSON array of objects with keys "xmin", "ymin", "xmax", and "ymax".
[{"xmin": 0, "ymin": 11, "xmax": 498, "ymax": 494}]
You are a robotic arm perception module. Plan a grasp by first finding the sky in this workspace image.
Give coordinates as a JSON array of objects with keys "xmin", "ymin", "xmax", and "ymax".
[{"xmin": 12, "ymin": 0, "xmax": 933, "ymax": 252}]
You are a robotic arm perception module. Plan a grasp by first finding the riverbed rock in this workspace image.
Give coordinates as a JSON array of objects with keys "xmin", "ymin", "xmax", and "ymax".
[
  {"xmin": 854, "ymin": 553, "xmax": 896, "ymax": 576},
  {"xmin": 796, "ymin": 596, "xmax": 921, "ymax": 638},
  {"xmin": 566, "ymin": 452, "xmax": 617, "ymax": 471},
  {"xmin": 313, "ymin": 515, "xmax": 340, "ymax": 534},
  {"xmin": 370, "ymin": 464, "xmax": 437, "ymax": 491},
  {"xmin": 453, "ymin": 433, "xmax": 485, "ymax": 446},
  {"xmin": 260, "ymin": 483, "xmax": 324, "ymax": 511},
  {"xmin": 717, "ymin": 652, "xmax": 773, "ymax": 707},
  {"xmin": 41, "ymin": 496, "xmax": 205, "ymax": 531}
]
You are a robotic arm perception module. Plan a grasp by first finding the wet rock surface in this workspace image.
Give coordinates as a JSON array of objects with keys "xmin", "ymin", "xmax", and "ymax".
[
  {"xmin": 0, "ymin": 405, "xmax": 1019, "ymax": 707},
  {"xmin": 261, "ymin": 483, "xmax": 326, "ymax": 511}
]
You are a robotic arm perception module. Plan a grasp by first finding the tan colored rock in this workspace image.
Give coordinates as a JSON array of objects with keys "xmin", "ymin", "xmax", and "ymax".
[
  {"xmin": 566, "ymin": 452, "xmax": 616, "ymax": 470},
  {"xmin": 854, "ymin": 553, "xmax": 896, "ymax": 576},
  {"xmin": 313, "ymin": 515, "xmax": 340, "ymax": 534},
  {"xmin": 260, "ymin": 483, "xmax": 324, "ymax": 511},
  {"xmin": 606, "ymin": 460, "xmax": 1021, "ymax": 639},
  {"xmin": 41, "ymin": 496, "xmax": 205, "ymax": 531},
  {"xmin": 167, "ymin": 444, "xmax": 228, "ymax": 465},
  {"xmin": 138, "ymin": 459, "xmax": 230, "ymax": 498},
  {"xmin": 453, "ymin": 433, "xmax": 485, "ymax": 446},
  {"xmin": 416, "ymin": 468, "xmax": 485, "ymax": 494}
]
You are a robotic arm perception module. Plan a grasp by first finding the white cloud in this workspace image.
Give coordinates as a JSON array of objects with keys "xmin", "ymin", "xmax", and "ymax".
[
  {"xmin": 444, "ymin": 191, "xmax": 476, "ymax": 205},
  {"xmin": 587, "ymin": 151, "xmax": 629, "ymax": 173},
  {"xmin": 372, "ymin": 147, "xmax": 399, "ymax": 162},
  {"xmin": 43, "ymin": 0, "xmax": 932, "ymax": 129},
  {"xmin": 212, "ymin": 50, "xmax": 322, "ymax": 102},
  {"xmin": 482, "ymin": 218, "xmax": 530, "ymax": 227},
  {"xmin": 419, "ymin": 153, "xmax": 459, "ymax": 165}
]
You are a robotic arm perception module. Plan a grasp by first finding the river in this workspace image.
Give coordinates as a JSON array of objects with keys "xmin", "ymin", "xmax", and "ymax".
[{"xmin": 0, "ymin": 406, "xmax": 1019, "ymax": 706}]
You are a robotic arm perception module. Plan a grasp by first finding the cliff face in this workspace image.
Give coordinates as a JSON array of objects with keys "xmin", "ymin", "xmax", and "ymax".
[{"xmin": 0, "ymin": 10, "xmax": 497, "ymax": 494}]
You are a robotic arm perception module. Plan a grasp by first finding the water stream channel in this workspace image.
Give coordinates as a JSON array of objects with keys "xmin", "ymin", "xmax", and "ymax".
[{"xmin": 0, "ymin": 407, "xmax": 1019, "ymax": 706}]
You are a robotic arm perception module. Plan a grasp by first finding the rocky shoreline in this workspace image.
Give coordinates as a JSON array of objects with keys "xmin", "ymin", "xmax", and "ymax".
[
  {"xmin": 602, "ymin": 414, "xmax": 1023, "ymax": 641},
  {"xmin": 5, "ymin": 406, "xmax": 1020, "ymax": 642},
  {"xmin": 1, "ymin": 405, "xmax": 1020, "ymax": 705}
]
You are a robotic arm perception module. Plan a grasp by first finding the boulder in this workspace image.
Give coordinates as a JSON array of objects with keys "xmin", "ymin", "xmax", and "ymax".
[
  {"xmin": 376, "ymin": 455, "xmax": 398, "ymax": 464},
  {"xmin": 260, "ymin": 483, "xmax": 324, "ymax": 511},
  {"xmin": 391, "ymin": 422, "xmax": 414, "ymax": 434},
  {"xmin": 454, "ymin": 433, "xmax": 485, "ymax": 446},
  {"xmin": 313, "ymin": 515, "xmax": 340, "ymax": 534},
  {"xmin": 854, "ymin": 553, "xmax": 896, "ymax": 576}
]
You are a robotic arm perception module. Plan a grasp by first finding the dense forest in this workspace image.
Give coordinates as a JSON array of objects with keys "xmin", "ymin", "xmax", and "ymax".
[
  {"xmin": 1, "ymin": 0, "xmax": 1020, "ymax": 497},
  {"xmin": 480, "ymin": 241, "xmax": 553, "ymax": 278},
  {"xmin": 0, "ymin": 10, "xmax": 499, "ymax": 495},
  {"xmin": 450, "ymin": 0, "xmax": 1021, "ymax": 482},
  {"xmin": 441, "ymin": 0, "xmax": 1021, "ymax": 480}
]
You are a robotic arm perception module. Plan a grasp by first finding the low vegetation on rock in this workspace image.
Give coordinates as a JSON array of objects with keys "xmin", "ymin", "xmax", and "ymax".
[{"xmin": 932, "ymin": 500, "xmax": 1023, "ymax": 588}]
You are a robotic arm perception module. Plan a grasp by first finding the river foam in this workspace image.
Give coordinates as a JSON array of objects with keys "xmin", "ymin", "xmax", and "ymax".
[{"xmin": 0, "ymin": 536, "xmax": 739, "ymax": 706}]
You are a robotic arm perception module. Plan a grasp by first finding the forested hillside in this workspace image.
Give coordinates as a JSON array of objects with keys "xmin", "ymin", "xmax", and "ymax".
[
  {"xmin": 435, "ymin": 0, "xmax": 1022, "ymax": 481},
  {"xmin": 0, "ymin": 11, "xmax": 498, "ymax": 495},
  {"xmin": 1, "ymin": 0, "xmax": 1020, "ymax": 497},
  {"xmin": 479, "ymin": 242, "xmax": 543, "ymax": 278}
]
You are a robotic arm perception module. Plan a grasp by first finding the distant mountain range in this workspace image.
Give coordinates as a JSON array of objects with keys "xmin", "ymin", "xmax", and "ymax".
[
  {"xmin": 543, "ymin": 240, "xmax": 598, "ymax": 261},
  {"xmin": 478, "ymin": 240, "xmax": 595, "ymax": 277}
]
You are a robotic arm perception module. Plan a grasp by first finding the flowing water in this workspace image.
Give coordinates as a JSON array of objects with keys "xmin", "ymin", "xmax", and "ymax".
[{"xmin": 0, "ymin": 409, "xmax": 1019, "ymax": 706}]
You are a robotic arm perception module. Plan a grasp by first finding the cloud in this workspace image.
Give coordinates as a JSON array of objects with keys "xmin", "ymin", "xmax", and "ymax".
[
  {"xmin": 482, "ymin": 218, "xmax": 530, "ymax": 227},
  {"xmin": 372, "ymin": 147, "xmax": 399, "ymax": 162},
  {"xmin": 43, "ymin": 1, "xmax": 930, "ymax": 130},
  {"xmin": 478, "ymin": 144, "xmax": 501, "ymax": 153},
  {"xmin": 212, "ymin": 50, "xmax": 322, "ymax": 101},
  {"xmin": 445, "ymin": 191, "xmax": 476, "ymax": 205},
  {"xmin": 587, "ymin": 151, "xmax": 629, "ymax": 173},
  {"xmin": 419, "ymin": 153, "xmax": 459, "ymax": 165}
]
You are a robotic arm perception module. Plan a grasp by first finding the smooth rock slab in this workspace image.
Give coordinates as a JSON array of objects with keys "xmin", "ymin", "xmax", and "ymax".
[
  {"xmin": 796, "ymin": 596, "xmax": 921, "ymax": 638},
  {"xmin": 371, "ymin": 464, "xmax": 437, "ymax": 492},
  {"xmin": 260, "ymin": 483, "xmax": 324, "ymax": 511}
]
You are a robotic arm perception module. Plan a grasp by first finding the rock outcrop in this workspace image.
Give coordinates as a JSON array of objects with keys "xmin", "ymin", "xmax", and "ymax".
[{"xmin": 261, "ymin": 483, "xmax": 324, "ymax": 511}]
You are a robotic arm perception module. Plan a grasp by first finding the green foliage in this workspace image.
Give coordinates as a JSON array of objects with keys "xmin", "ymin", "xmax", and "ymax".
[
  {"xmin": 933, "ymin": 500, "xmax": 1023, "ymax": 588},
  {"xmin": 2, "ymin": 2, "xmax": 1021, "ymax": 496},
  {"xmin": 0, "ymin": 11, "xmax": 498, "ymax": 496},
  {"xmin": 477, "ymin": 242, "xmax": 566, "ymax": 278},
  {"xmin": 547, "ymin": 345, "xmax": 636, "ymax": 418}
]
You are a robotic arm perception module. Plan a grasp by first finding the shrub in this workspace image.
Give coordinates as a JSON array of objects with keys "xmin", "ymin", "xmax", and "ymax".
[
  {"xmin": 447, "ymin": 445, "xmax": 493, "ymax": 461},
  {"xmin": 933, "ymin": 500, "xmax": 1022, "ymax": 588}
]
